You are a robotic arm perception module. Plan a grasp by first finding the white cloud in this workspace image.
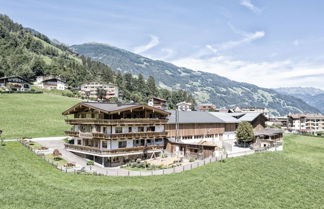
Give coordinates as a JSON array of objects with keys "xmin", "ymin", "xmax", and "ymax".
[
  {"xmin": 293, "ymin": 39, "xmax": 300, "ymax": 46},
  {"xmin": 171, "ymin": 55, "xmax": 324, "ymax": 89},
  {"xmin": 133, "ymin": 35, "xmax": 160, "ymax": 54},
  {"xmin": 205, "ymin": 31, "xmax": 265, "ymax": 54},
  {"xmin": 240, "ymin": 0, "xmax": 261, "ymax": 13}
]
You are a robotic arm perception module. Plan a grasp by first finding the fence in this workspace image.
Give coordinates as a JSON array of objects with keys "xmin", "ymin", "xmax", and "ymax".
[{"xmin": 18, "ymin": 139, "xmax": 229, "ymax": 176}]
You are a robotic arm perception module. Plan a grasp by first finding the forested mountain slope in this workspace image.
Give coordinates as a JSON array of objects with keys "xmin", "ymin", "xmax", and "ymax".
[{"xmin": 0, "ymin": 14, "xmax": 195, "ymax": 108}]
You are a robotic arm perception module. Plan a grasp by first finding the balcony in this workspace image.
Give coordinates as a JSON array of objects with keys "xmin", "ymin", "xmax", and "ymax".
[
  {"xmin": 64, "ymin": 143, "xmax": 163, "ymax": 156},
  {"xmin": 65, "ymin": 118, "xmax": 168, "ymax": 125},
  {"xmin": 64, "ymin": 131, "xmax": 168, "ymax": 140}
]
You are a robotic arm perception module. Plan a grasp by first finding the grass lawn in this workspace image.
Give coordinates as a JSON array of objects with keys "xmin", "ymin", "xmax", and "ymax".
[
  {"xmin": 45, "ymin": 154, "xmax": 68, "ymax": 167},
  {"xmin": 0, "ymin": 134, "xmax": 323, "ymax": 209},
  {"xmin": 0, "ymin": 93, "xmax": 79, "ymax": 139}
]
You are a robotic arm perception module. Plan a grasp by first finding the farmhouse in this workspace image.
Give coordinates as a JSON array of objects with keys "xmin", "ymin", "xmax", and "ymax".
[
  {"xmin": 164, "ymin": 111, "xmax": 239, "ymax": 158},
  {"xmin": 148, "ymin": 97, "xmax": 167, "ymax": 110},
  {"xmin": 79, "ymin": 81, "xmax": 119, "ymax": 100},
  {"xmin": 254, "ymin": 128, "xmax": 283, "ymax": 149},
  {"xmin": 34, "ymin": 76, "xmax": 67, "ymax": 90},
  {"xmin": 0, "ymin": 76, "xmax": 31, "ymax": 91},
  {"xmin": 229, "ymin": 112, "xmax": 267, "ymax": 131},
  {"xmin": 177, "ymin": 101, "xmax": 192, "ymax": 111},
  {"xmin": 197, "ymin": 103, "xmax": 217, "ymax": 112},
  {"xmin": 62, "ymin": 102, "xmax": 170, "ymax": 167}
]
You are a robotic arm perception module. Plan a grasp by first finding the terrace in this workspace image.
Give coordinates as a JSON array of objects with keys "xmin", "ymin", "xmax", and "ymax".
[
  {"xmin": 64, "ymin": 143, "xmax": 163, "ymax": 156},
  {"xmin": 64, "ymin": 131, "xmax": 168, "ymax": 140}
]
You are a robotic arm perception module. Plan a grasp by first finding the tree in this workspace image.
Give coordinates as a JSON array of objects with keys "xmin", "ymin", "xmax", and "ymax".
[
  {"xmin": 236, "ymin": 122, "xmax": 255, "ymax": 144},
  {"xmin": 147, "ymin": 76, "xmax": 157, "ymax": 96}
]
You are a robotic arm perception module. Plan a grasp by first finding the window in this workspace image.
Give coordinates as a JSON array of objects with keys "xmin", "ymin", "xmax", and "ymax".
[
  {"xmin": 128, "ymin": 127, "xmax": 132, "ymax": 133},
  {"xmin": 95, "ymin": 125, "xmax": 101, "ymax": 132},
  {"xmin": 147, "ymin": 126, "xmax": 155, "ymax": 132},
  {"xmin": 146, "ymin": 139, "xmax": 152, "ymax": 144},
  {"xmin": 80, "ymin": 125, "xmax": 91, "ymax": 132},
  {"xmin": 115, "ymin": 127, "xmax": 122, "ymax": 133},
  {"xmin": 77, "ymin": 140, "xmax": 82, "ymax": 145},
  {"xmin": 138, "ymin": 127, "xmax": 144, "ymax": 132},
  {"xmin": 155, "ymin": 138, "xmax": 163, "ymax": 143},
  {"xmin": 118, "ymin": 141, "xmax": 127, "ymax": 148},
  {"xmin": 102, "ymin": 141, "xmax": 108, "ymax": 149}
]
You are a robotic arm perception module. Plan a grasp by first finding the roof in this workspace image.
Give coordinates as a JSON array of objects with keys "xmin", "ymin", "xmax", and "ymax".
[
  {"xmin": 288, "ymin": 114, "xmax": 324, "ymax": 119},
  {"xmin": 62, "ymin": 102, "xmax": 170, "ymax": 116},
  {"xmin": 42, "ymin": 78, "xmax": 66, "ymax": 83},
  {"xmin": 150, "ymin": 97, "xmax": 167, "ymax": 102},
  {"xmin": 167, "ymin": 111, "xmax": 239, "ymax": 124},
  {"xmin": 229, "ymin": 112, "xmax": 264, "ymax": 122},
  {"xmin": 0, "ymin": 76, "xmax": 31, "ymax": 84},
  {"xmin": 209, "ymin": 112, "xmax": 240, "ymax": 123},
  {"xmin": 254, "ymin": 128, "xmax": 283, "ymax": 136}
]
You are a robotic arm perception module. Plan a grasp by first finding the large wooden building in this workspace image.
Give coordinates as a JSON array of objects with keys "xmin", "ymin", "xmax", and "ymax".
[{"xmin": 63, "ymin": 102, "xmax": 170, "ymax": 167}]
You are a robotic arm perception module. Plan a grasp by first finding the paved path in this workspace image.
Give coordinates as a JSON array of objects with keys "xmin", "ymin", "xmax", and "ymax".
[{"xmin": 3, "ymin": 136, "xmax": 66, "ymax": 142}]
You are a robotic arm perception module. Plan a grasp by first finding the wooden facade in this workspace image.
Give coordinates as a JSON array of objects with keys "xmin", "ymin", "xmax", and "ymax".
[
  {"xmin": 165, "ymin": 139, "xmax": 218, "ymax": 159},
  {"xmin": 63, "ymin": 102, "xmax": 170, "ymax": 167}
]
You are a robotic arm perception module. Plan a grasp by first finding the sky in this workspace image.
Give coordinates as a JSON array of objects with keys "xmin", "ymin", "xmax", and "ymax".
[{"xmin": 1, "ymin": 0, "xmax": 324, "ymax": 90}]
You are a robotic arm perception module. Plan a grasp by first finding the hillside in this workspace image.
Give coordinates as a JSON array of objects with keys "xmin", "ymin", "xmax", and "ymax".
[
  {"xmin": 0, "ymin": 93, "xmax": 79, "ymax": 139},
  {"xmin": 71, "ymin": 43, "xmax": 320, "ymax": 115},
  {"xmin": 1, "ymin": 134, "xmax": 324, "ymax": 208},
  {"xmin": 275, "ymin": 87, "xmax": 324, "ymax": 113},
  {"xmin": 0, "ymin": 14, "xmax": 195, "ymax": 107}
]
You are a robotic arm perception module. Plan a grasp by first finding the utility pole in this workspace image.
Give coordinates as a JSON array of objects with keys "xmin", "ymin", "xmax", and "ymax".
[{"xmin": 175, "ymin": 109, "xmax": 179, "ymax": 142}]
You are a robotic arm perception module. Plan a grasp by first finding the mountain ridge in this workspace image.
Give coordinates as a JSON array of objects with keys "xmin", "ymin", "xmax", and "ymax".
[
  {"xmin": 71, "ymin": 43, "xmax": 321, "ymax": 115},
  {"xmin": 275, "ymin": 87, "xmax": 324, "ymax": 113}
]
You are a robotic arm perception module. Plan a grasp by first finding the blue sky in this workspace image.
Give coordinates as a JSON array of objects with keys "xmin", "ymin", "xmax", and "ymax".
[{"xmin": 1, "ymin": 0, "xmax": 324, "ymax": 89}]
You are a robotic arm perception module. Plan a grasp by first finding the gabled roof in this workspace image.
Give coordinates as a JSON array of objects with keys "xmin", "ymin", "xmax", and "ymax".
[
  {"xmin": 254, "ymin": 128, "xmax": 283, "ymax": 136},
  {"xmin": 209, "ymin": 112, "xmax": 240, "ymax": 123},
  {"xmin": 0, "ymin": 76, "xmax": 31, "ymax": 84},
  {"xmin": 42, "ymin": 78, "xmax": 66, "ymax": 83},
  {"xmin": 167, "ymin": 111, "xmax": 239, "ymax": 124},
  {"xmin": 229, "ymin": 112, "xmax": 265, "ymax": 122},
  {"xmin": 150, "ymin": 97, "xmax": 167, "ymax": 102},
  {"xmin": 62, "ymin": 102, "xmax": 170, "ymax": 116}
]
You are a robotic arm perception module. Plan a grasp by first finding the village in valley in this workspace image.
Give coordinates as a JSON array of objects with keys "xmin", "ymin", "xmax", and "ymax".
[
  {"xmin": 1, "ymin": 74, "xmax": 323, "ymax": 175},
  {"xmin": 1, "ymin": 2, "xmax": 324, "ymax": 208}
]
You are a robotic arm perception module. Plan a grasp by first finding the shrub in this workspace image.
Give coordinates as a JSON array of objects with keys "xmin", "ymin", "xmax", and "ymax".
[
  {"xmin": 87, "ymin": 160, "xmax": 94, "ymax": 166},
  {"xmin": 161, "ymin": 153, "xmax": 168, "ymax": 158},
  {"xmin": 53, "ymin": 156, "xmax": 63, "ymax": 161},
  {"xmin": 189, "ymin": 158, "xmax": 196, "ymax": 162},
  {"xmin": 52, "ymin": 149, "xmax": 62, "ymax": 156},
  {"xmin": 65, "ymin": 163, "xmax": 75, "ymax": 167}
]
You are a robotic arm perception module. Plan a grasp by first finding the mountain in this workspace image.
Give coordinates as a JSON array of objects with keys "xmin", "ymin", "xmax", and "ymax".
[
  {"xmin": 0, "ymin": 14, "xmax": 196, "ymax": 107},
  {"xmin": 275, "ymin": 87, "xmax": 324, "ymax": 113},
  {"xmin": 71, "ymin": 43, "xmax": 320, "ymax": 116}
]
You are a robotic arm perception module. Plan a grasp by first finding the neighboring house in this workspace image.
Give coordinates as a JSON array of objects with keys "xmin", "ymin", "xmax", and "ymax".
[
  {"xmin": 164, "ymin": 111, "xmax": 240, "ymax": 158},
  {"xmin": 177, "ymin": 101, "xmax": 192, "ymax": 111},
  {"xmin": 0, "ymin": 76, "xmax": 31, "ymax": 91},
  {"xmin": 80, "ymin": 82, "xmax": 118, "ymax": 100},
  {"xmin": 254, "ymin": 129, "xmax": 283, "ymax": 149},
  {"xmin": 232, "ymin": 106, "xmax": 271, "ymax": 119},
  {"xmin": 229, "ymin": 112, "xmax": 268, "ymax": 131},
  {"xmin": 287, "ymin": 114, "xmax": 324, "ymax": 134},
  {"xmin": 148, "ymin": 97, "xmax": 167, "ymax": 110},
  {"xmin": 63, "ymin": 102, "xmax": 170, "ymax": 167},
  {"xmin": 34, "ymin": 76, "xmax": 67, "ymax": 90},
  {"xmin": 197, "ymin": 103, "xmax": 216, "ymax": 112}
]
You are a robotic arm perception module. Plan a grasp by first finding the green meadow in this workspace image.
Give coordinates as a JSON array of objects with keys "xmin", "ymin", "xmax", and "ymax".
[
  {"xmin": 0, "ymin": 134, "xmax": 323, "ymax": 209},
  {"xmin": 0, "ymin": 93, "xmax": 79, "ymax": 139}
]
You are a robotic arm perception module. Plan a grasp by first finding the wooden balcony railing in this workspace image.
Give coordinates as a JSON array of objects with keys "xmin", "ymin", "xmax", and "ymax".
[
  {"xmin": 65, "ymin": 118, "xmax": 168, "ymax": 125},
  {"xmin": 64, "ymin": 143, "xmax": 163, "ymax": 155},
  {"xmin": 64, "ymin": 131, "xmax": 168, "ymax": 140}
]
